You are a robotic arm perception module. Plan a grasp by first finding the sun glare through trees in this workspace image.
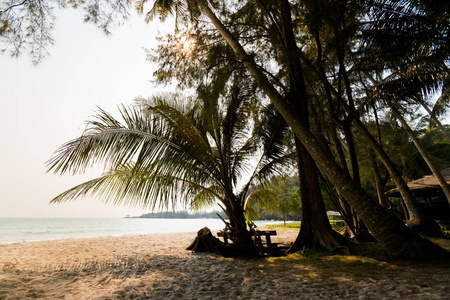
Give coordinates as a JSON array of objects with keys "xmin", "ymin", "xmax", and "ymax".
[{"xmin": 175, "ymin": 33, "xmax": 196, "ymax": 58}]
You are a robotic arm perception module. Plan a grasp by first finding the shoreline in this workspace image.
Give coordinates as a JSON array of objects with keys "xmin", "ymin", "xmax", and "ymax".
[
  {"xmin": 0, "ymin": 218, "xmax": 289, "ymax": 245},
  {"xmin": 0, "ymin": 229, "xmax": 299, "ymax": 270},
  {"xmin": 0, "ymin": 232, "xmax": 191, "ymax": 246},
  {"xmin": 1, "ymin": 230, "xmax": 449, "ymax": 299}
]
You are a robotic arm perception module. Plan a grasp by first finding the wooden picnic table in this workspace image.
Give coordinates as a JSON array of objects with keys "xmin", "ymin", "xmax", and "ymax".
[
  {"xmin": 255, "ymin": 230, "xmax": 277, "ymax": 248},
  {"xmin": 217, "ymin": 229, "xmax": 277, "ymax": 246},
  {"xmin": 216, "ymin": 229, "xmax": 289, "ymax": 256}
]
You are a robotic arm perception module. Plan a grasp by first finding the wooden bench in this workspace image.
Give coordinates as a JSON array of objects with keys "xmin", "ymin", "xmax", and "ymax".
[
  {"xmin": 255, "ymin": 230, "xmax": 277, "ymax": 248},
  {"xmin": 217, "ymin": 230, "xmax": 230, "ymax": 244}
]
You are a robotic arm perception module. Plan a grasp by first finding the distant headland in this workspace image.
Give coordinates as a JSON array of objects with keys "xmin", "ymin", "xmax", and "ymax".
[{"xmin": 126, "ymin": 211, "xmax": 227, "ymax": 219}]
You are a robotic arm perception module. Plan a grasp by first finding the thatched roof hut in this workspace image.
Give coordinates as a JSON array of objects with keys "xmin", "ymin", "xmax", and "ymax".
[
  {"xmin": 386, "ymin": 168, "xmax": 450, "ymax": 221},
  {"xmin": 386, "ymin": 168, "xmax": 450, "ymax": 198}
]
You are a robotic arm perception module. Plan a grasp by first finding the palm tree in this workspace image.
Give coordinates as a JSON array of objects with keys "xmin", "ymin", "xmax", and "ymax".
[{"xmin": 47, "ymin": 86, "xmax": 294, "ymax": 252}]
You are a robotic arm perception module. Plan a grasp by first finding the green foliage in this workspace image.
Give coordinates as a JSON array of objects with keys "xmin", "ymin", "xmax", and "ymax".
[
  {"xmin": 265, "ymin": 222, "xmax": 301, "ymax": 229},
  {"xmin": 0, "ymin": 0, "xmax": 132, "ymax": 64},
  {"xmin": 48, "ymin": 85, "xmax": 295, "ymax": 227},
  {"xmin": 251, "ymin": 175, "xmax": 302, "ymax": 221}
]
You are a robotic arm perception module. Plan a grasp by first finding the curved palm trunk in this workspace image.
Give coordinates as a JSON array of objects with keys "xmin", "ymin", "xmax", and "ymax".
[
  {"xmin": 368, "ymin": 149, "xmax": 390, "ymax": 209},
  {"xmin": 349, "ymin": 109, "xmax": 442, "ymax": 236},
  {"xmin": 342, "ymin": 121, "xmax": 373, "ymax": 241},
  {"xmin": 370, "ymin": 107, "xmax": 391, "ymax": 209},
  {"xmin": 388, "ymin": 102, "xmax": 450, "ymax": 205},
  {"xmin": 329, "ymin": 122, "xmax": 357, "ymax": 238},
  {"xmin": 419, "ymin": 101, "xmax": 450, "ymax": 141},
  {"xmin": 196, "ymin": 0, "xmax": 448, "ymax": 258}
]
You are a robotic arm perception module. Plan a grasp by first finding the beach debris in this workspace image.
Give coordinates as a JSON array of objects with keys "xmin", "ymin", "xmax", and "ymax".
[{"xmin": 2, "ymin": 258, "xmax": 18, "ymax": 271}]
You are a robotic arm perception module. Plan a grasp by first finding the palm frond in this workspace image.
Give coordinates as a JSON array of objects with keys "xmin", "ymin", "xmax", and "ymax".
[
  {"xmin": 144, "ymin": 0, "xmax": 178, "ymax": 23},
  {"xmin": 243, "ymin": 189, "xmax": 277, "ymax": 221},
  {"xmin": 51, "ymin": 161, "xmax": 224, "ymax": 211},
  {"xmin": 239, "ymin": 104, "xmax": 294, "ymax": 198},
  {"xmin": 189, "ymin": 185, "xmax": 224, "ymax": 212},
  {"xmin": 432, "ymin": 85, "xmax": 450, "ymax": 119},
  {"xmin": 49, "ymin": 164, "xmax": 176, "ymax": 210},
  {"xmin": 48, "ymin": 103, "xmax": 222, "ymax": 180},
  {"xmin": 244, "ymin": 205, "xmax": 260, "ymax": 222}
]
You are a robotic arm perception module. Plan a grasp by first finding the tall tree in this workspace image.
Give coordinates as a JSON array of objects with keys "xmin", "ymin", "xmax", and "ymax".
[
  {"xmin": 277, "ymin": 0, "xmax": 349, "ymax": 251},
  {"xmin": 299, "ymin": 0, "xmax": 442, "ymax": 236}
]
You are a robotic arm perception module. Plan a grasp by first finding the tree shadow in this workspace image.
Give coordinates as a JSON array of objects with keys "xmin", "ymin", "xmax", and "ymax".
[{"xmin": 1, "ymin": 250, "xmax": 449, "ymax": 299}]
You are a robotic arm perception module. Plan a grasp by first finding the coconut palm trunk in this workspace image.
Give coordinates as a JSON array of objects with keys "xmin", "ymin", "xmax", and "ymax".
[
  {"xmin": 339, "ymin": 101, "xmax": 442, "ymax": 236},
  {"xmin": 387, "ymin": 100, "xmax": 450, "ymax": 206},
  {"xmin": 368, "ymin": 149, "xmax": 390, "ymax": 209},
  {"xmin": 224, "ymin": 202, "xmax": 253, "ymax": 246}
]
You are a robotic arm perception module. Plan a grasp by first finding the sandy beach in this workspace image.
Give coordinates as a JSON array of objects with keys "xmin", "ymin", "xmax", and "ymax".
[{"xmin": 0, "ymin": 228, "xmax": 449, "ymax": 299}]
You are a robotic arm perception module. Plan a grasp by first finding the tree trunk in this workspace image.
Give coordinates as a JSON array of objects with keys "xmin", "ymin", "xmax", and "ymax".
[
  {"xmin": 368, "ymin": 149, "xmax": 390, "ymax": 209},
  {"xmin": 197, "ymin": 0, "xmax": 448, "ymax": 259},
  {"xmin": 226, "ymin": 203, "xmax": 253, "ymax": 247},
  {"xmin": 289, "ymin": 138, "xmax": 349, "ymax": 253},
  {"xmin": 389, "ymin": 102, "xmax": 450, "ymax": 205},
  {"xmin": 349, "ymin": 111, "xmax": 442, "ymax": 236},
  {"xmin": 341, "ymin": 121, "xmax": 374, "ymax": 241},
  {"xmin": 277, "ymin": 0, "xmax": 347, "ymax": 253},
  {"xmin": 329, "ymin": 122, "xmax": 357, "ymax": 238}
]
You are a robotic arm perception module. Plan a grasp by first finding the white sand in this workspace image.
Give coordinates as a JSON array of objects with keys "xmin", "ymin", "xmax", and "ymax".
[{"xmin": 0, "ymin": 229, "xmax": 448, "ymax": 299}]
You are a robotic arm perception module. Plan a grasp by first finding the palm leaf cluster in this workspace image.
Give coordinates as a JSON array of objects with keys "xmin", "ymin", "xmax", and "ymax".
[{"xmin": 47, "ymin": 89, "xmax": 294, "ymax": 218}]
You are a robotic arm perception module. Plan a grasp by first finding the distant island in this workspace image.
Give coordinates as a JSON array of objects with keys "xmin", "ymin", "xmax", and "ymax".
[
  {"xmin": 127, "ymin": 210, "xmax": 300, "ymax": 221},
  {"xmin": 126, "ymin": 210, "xmax": 228, "ymax": 219}
]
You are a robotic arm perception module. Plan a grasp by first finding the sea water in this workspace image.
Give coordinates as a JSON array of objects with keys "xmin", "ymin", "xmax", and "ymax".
[{"xmin": 0, "ymin": 218, "xmax": 283, "ymax": 244}]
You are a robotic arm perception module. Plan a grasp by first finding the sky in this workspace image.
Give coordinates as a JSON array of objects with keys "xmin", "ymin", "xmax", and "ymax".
[
  {"xmin": 1, "ymin": 7, "xmax": 449, "ymax": 218},
  {"xmin": 0, "ymin": 8, "xmax": 175, "ymax": 218}
]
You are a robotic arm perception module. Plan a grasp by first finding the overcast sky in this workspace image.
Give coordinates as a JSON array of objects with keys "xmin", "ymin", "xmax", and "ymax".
[{"xmin": 0, "ymin": 8, "xmax": 174, "ymax": 218}]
